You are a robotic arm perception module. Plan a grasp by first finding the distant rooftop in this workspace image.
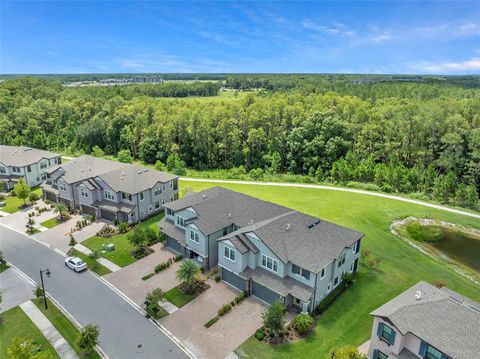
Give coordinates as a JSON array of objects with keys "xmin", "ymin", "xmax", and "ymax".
[{"xmin": 0, "ymin": 145, "xmax": 59, "ymax": 167}]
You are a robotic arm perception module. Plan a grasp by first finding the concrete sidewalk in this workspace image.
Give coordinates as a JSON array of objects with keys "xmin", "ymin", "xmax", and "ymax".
[
  {"xmin": 74, "ymin": 243, "xmax": 121, "ymax": 272},
  {"xmin": 20, "ymin": 300, "xmax": 78, "ymax": 359}
]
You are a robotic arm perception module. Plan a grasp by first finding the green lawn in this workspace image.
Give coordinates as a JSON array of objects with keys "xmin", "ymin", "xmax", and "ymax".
[
  {"xmin": 163, "ymin": 286, "xmax": 198, "ymax": 308},
  {"xmin": 0, "ymin": 305, "xmax": 60, "ymax": 358},
  {"xmin": 180, "ymin": 179, "xmax": 480, "ymax": 359},
  {"xmin": 32, "ymin": 298, "xmax": 101, "ymax": 359},
  {"xmin": 40, "ymin": 217, "xmax": 63, "ymax": 229},
  {"xmin": 1, "ymin": 187, "xmax": 42, "ymax": 214},
  {"xmin": 82, "ymin": 212, "xmax": 164, "ymax": 267},
  {"xmin": 70, "ymin": 249, "xmax": 112, "ymax": 276}
]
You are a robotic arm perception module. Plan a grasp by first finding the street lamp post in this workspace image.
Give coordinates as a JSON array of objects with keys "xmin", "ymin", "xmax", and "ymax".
[{"xmin": 39, "ymin": 268, "xmax": 51, "ymax": 310}]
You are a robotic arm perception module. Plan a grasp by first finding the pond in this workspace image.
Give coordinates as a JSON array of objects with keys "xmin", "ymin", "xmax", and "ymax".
[{"xmin": 427, "ymin": 227, "xmax": 480, "ymax": 272}]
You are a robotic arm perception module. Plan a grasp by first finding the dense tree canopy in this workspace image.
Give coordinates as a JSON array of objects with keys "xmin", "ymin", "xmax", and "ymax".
[{"xmin": 0, "ymin": 76, "xmax": 478, "ymax": 209}]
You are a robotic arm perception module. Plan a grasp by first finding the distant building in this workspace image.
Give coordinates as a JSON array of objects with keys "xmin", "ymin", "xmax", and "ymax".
[{"xmin": 0, "ymin": 145, "xmax": 61, "ymax": 190}]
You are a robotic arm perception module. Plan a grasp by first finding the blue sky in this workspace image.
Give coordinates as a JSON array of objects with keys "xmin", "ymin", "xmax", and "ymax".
[{"xmin": 1, "ymin": 1, "xmax": 480, "ymax": 74}]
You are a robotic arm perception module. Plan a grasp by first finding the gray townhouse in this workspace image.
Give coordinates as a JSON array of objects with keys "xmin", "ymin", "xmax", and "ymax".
[
  {"xmin": 41, "ymin": 155, "xmax": 178, "ymax": 224},
  {"xmin": 368, "ymin": 281, "xmax": 480, "ymax": 359},
  {"xmin": 159, "ymin": 186, "xmax": 363, "ymax": 313},
  {"xmin": 0, "ymin": 145, "xmax": 61, "ymax": 191}
]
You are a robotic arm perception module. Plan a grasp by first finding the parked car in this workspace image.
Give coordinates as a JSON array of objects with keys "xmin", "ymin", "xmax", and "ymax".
[{"xmin": 65, "ymin": 257, "xmax": 87, "ymax": 272}]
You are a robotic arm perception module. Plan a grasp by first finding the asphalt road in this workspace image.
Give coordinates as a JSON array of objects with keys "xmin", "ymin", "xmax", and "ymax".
[{"xmin": 0, "ymin": 225, "xmax": 189, "ymax": 359}]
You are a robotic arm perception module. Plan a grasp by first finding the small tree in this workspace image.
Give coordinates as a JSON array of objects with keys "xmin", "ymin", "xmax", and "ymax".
[
  {"xmin": 91, "ymin": 145, "xmax": 105, "ymax": 158},
  {"xmin": 8, "ymin": 337, "xmax": 52, "ymax": 359},
  {"xmin": 262, "ymin": 300, "xmax": 286, "ymax": 336},
  {"xmin": 154, "ymin": 160, "xmax": 165, "ymax": 171},
  {"xmin": 166, "ymin": 153, "xmax": 186, "ymax": 175},
  {"xmin": 144, "ymin": 227, "xmax": 158, "ymax": 244},
  {"xmin": 76, "ymin": 324, "xmax": 100, "ymax": 356},
  {"xmin": 53, "ymin": 202, "xmax": 69, "ymax": 221},
  {"xmin": 330, "ymin": 346, "xmax": 367, "ymax": 359},
  {"xmin": 34, "ymin": 286, "xmax": 44, "ymax": 299},
  {"xmin": 69, "ymin": 234, "xmax": 77, "ymax": 248},
  {"xmin": 176, "ymin": 260, "xmax": 201, "ymax": 293},
  {"xmin": 14, "ymin": 178, "xmax": 31, "ymax": 205},
  {"xmin": 292, "ymin": 313, "xmax": 314, "ymax": 335},
  {"xmin": 117, "ymin": 149, "xmax": 133, "ymax": 163},
  {"xmin": 127, "ymin": 227, "xmax": 147, "ymax": 249}
]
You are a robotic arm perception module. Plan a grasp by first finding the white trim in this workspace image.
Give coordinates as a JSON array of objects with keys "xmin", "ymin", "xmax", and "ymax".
[
  {"xmin": 261, "ymin": 253, "xmax": 278, "ymax": 273},
  {"xmin": 223, "ymin": 245, "xmax": 236, "ymax": 262}
]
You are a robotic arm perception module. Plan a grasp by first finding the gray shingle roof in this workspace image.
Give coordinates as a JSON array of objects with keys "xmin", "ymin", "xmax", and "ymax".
[
  {"xmin": 55, "ymin": 155, "xmax": 126, "ymax": 184},
  {"xmin": 159, "ymin": 217, "xmax": 187, "ymax": 245},
  {"xmin": 0, "ymin": 145, "xmax": 59, "ymax": 167},
  {"xmin": 371, "ymin": 281, "xmax": 480, "ymax": 359},
  {"xmin": 97, "ymin": 166, "xmax": 178, "ymax": 194}
]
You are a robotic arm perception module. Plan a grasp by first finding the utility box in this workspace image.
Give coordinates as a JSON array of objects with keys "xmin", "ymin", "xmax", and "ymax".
[{"xmin": 105, "ymin": 243, "xmax": 115, "ymax": 252}]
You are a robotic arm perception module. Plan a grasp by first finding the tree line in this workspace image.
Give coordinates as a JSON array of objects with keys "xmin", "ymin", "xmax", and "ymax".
[{"xmin": 0, "ymin": 77, "xmax": 478, "ymax": 209}]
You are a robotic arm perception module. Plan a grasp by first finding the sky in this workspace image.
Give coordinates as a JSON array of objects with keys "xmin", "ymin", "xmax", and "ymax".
[{"xmin": 1, "ymin": 1, "xmax": 480, "ymax": 75}]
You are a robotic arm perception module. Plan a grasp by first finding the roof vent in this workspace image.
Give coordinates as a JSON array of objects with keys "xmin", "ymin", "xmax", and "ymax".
[
  {"xmin": 137, "ymin": 170, "xmax": 143, "ymax": 174},
  {"xmin": 248, "ymin": 219, "xmax": 253, "ymax": 225},
  {"xmin": 286, "ymin": 223, "xmax": 291, "ymax": 231},
  {"xmin": 414, "ymin": 290, "xmax": 422, "ymax": 301},
  {"xmin": 88, "ymin": 166, "xmax": 92, "ymax": 171},
  {"xmin": 202, "ymin": 194, "xmax": 207, "ymax": 200},
  {"xmin": 228, "ymin": 213, "xmax": 232, "ymax": 218},
  {"xmin": 81, "ymin": 168, "xmax": 84, "ymax": 173}
]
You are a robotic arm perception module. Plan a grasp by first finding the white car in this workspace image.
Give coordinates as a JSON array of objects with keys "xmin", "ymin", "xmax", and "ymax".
[{"xmin": 65, "ymin": 257, "xmax": 87, "ymax": 272}]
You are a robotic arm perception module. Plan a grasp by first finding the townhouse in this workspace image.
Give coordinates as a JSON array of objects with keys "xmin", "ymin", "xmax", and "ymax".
[
  {"xmin": 41, "ymin": 155, "xmax": 178, "ymax": 224},
  {"xmin": 0, "ymin": 145, "xmax": 61, "ymax": 191},
  {"xmin": 368, "ymin": 281, "xmax": 480, "ymax": 359},
  {"xmin": 159, "ymin": 186, "xmax": 363, "ymax": 313}
]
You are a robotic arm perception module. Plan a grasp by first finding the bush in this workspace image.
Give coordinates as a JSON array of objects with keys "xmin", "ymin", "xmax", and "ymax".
[
  {"xmin": 342, "ymin": 272, "xmax": 356, "ymax": 287},
  {"xmin": 144, "ymin": 227, "xmax": 159, "ymax": 245},
  {"xmin": 154, "ymin": 261, "xmax": 171, "ymax": 273},
  {"xmin": 204, "ymin": 317, "xmax": 219, "ymax": 328},
  {"xmin": 174, "ymin": 255, "xmax": 183, "ymax": 262},
  {"xmin": 142, "ymin": 273, "xmax": 155, "ymax": 281},
  {"xmin": 28, "ymin": 192, "xmax": 40, "ymax": 202},
  {"xmin": 131, "ymin": 246, "xmax": 154, "ymax": 259},
  {"xmin": 96, "ymin": 224, "xmax": 117, "ymax": 238},
  {"xmin": 255, "ymin": 328, "xmax": 266, "ymax": 341},
  {"xmin": 346, "ymin": 181, "xmax": 381, "ymax": 192},
  {"xmin": 292, "ymin": 313, "xmax": 314, "ymax": 335},
  {"xmin": 215, "ymin": 275, "xmax": 221, "ymax": 282},
  {"xmin": 218, "ymin": 303, "xmax": 232, "ymax": 316},
  {"xmin": 314, "ymin": 281, "xmax": 347, "ymax": 315},
  {"xmin": 117, "ymin": 222, "xmax": 129, "ymax": 234}
]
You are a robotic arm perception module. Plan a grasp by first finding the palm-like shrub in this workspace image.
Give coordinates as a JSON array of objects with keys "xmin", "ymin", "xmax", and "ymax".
[
  {"xmin": 292, "ymin": 313, "xmax": 314, "ymax": 335},
  {"xmin": 176, "ymin": 260, "xmax": 201, "ymax": 294},
  {"xmin": 53, "ymin": 202, "xmax": 69, "ymax": 221}
]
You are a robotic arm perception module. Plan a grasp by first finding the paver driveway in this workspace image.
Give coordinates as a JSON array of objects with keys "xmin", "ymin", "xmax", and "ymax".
[
  {"xmin": 161, "ymin": 279, "xmax": 265, "ymax": 359},
  {"xmin": 0, "ymin": 199, "xmax": 55, "ymax": 232},
  {"xmin": 105, "ymin": 244, "xmax": 182, "ymax": 305}
]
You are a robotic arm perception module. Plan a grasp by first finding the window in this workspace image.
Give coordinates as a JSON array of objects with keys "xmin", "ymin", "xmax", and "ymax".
[
  {"xmin": 0, "ymin": 167, "xmax": 5, "ymax": 174},
  {"xmin": 223, "ymin": 227, "xmax": 228, "ymax": 236},
  {"xmin": 292, "ymin": 264, "xmax": 310, "ymax": 280},
  {"xmin": 41, "ymin": 173, "xmax": 47, "ymax": 180},
  {"xmin": 12, "ymin": 167, "xmax": 20, "ymax": 173},
  {"xmin": 334, "ymin": 276, "xmax": 339, "ymax": 287},
  {"xmin": 170, "ymin": 195, "xmax": 173, "ymax": 201},
  {"xmin": 327, "ymin": 283, "xmax": 331, "ymax": 292},
  {"xmin": 320, "ymin": 267, "xmax": 325, "ymax": 279},
  {"xmin": 261, "ymin": 254, "xmax": 278, "ymax": 273},
  {"xmin": 190, "ymin": 230, "xmax": 200, "ymax": 243},
  {"xmin": 122, "ymin": 192, "xmax": 132, "ymax": 201},
  {"xmin": 419, "ymin": 342, "xmax": 449, "ymax": 359},
  {"xmin": 154, "ymin": 186, "xmax": 162, "ymax": 196},
  {"xmin": 27, "ymin": 165, "xmax": 31, "ymax": 172},
  {"xmin": 377, "ymin": 322, "xmax": 396, "ymax": 346},
  {"xmin": 104, "ymin": 190, "xmax": 114, "ymax": 200},
  {"xmin": 162, "ymin": 198, "xmax": 165, "ymax": 205},
  {"xmin": 173, "ymin": 179, "xmax": 178, "ymax": 190},
  {"xmin": 59, "ymin": 183, "xmax": 67, "ymax": 191},
  {"xmin": 40, "ymin": 162, "xmax": 47, "ymax": 169},
  {"xmin": 167, "ymin": 208, "xmax": 173, "ymax": 216},
  {"xmin": 139, "ymin": 192, "xmax": 144, "ymax": 201},
  {"xmin": 155, "ymin": 201, "xmax": 160, "ymax": 209},
  {"xmin": 355, "ymin": 239, "xmax": 360, "ymax": 254},
  {"xmin": 80, "ymin": 187, "xmax": 88, "ymax": 198},
  {"xmin": 149, "ymin": 206, "xmax": 152, "ymax": 212},
  {"xmin": 176, "ymin": 216, "xmax": 185, "ymax": 227},
  {"xmin": 338, "ymin": 254, "xmax": 346, "ymax": 268},
  {"xmin": 56, "ymin": 157, "xmax": 61, "ymax": 165},
  {"xmin": 350, "ymin": 262, "xmax": 354, "ymax": 273},
  {"xmin": 163, "ymin": 184, "xmax": 166, "ymax": 191},
  {"xmin": 373, "ymin": 350, "xmax": 388, "ymax": 359},
  {"xmin": 224, "ymin": 246, "xmax": 236, "ymax": 262},
  {"xmin": 352, "ymin": 241, "xmax": 358, "ymax": 253},
  {"xmin": 169, "ymin": 181, "xmax": 173, "ymax": 189}
]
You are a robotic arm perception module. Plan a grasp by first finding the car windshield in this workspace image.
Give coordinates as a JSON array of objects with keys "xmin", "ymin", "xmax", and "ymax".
[{"xmin": 76, "ymin": 260, "xmax": 85, "ymax": 265}]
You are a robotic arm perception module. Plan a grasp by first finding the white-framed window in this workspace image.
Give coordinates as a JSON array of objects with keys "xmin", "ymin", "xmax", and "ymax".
[
  {"xmin": 162, "ymin": 198, "xmax": 165, "ymax": 205},
  {"xmin": 12, "ymin": 167, "xmax": 20, "ymax": 173},
  {"xmin": 104, "ymin": 190, "xmax": 114, "ymax": 200},
  {"xmin": 350, "ymin": 262, "xmax": 354, "ymax": 273},
  {"xmin": 176, "ymin": 216, "xmax": 185, "ymax": 227},
  {"xmin": 155, "ymin": 201, "xmax": 160, "ymax": 209},
  {"xmin": 154, "ymin": 186, "xmax": 161, "ymax": 196},
  {"xmin": 139, "ymin": 192, "xmax": 144, "ymax": 201},
  {"xmin": 149, "ymin": 205, "xmax": 152, "ymax": 212},
  {"xmin": 170, "ymin": 195, "xmax": 173, "ymax": 202},
  {"xmin": 163, "ymin": 184, "xmax": 166, "ymax": 191},
  {"xmin": 0, "ymin": 167, "xmax": 6, "ymax": 174},
  {"xmin": 261, "ymin": 254, "xmax": 278, "ymax": 273},
  {"xmin": 166, "ymin": 208, "xmax": 172, "ymax": 216},
  {"xmin": 327, "ymin": 283, "xmax": 332, "ymax": 292},
  {"xmin": 352, "ymin": 241, "xmax": 358, "ymax": 253},
  {"xmin": 224, "ymin": 246, "xmax": 236, "ymax": 262},
  {"xmin": 122, "ymin": 192, "xmax": 132, "ymax": 201},
  {"xmin": 292, "ymin": 264, "xmax": 311, "ymax": 280},
  {"xmin": 27, "ymin": 165, "xmax": 31, "ymax": 172},
  {"xmin": 338, "ymin": 254, "xmax": 346, "ymax": 268},
  {"xmin": 41, "ymin": 173, "xmax": 47, "ymax": 180},
  {"xmin": 59, "ymin": 182, "xmax": 67, "ymax": 191},
  {"xmin": 190, "ymin": 230, "xmax": 200, "ymax": 243},
  {"xmin": 320, "ymin": 267, "xmax": 325, "ymax": 279},
  {"xmin": 169, "ymin": 181, "xmax": 173, "ymax": 189},
  {"xmin": 39, "ymin": 162, "xmax": 47, "ymax": 169},
  {"xmin": 80, "ymin": 187, "xmax": 88, "ymax": 198},
  {"xmin": 334, "ymin": 276, "xmax": 339, "ymax": 287}
]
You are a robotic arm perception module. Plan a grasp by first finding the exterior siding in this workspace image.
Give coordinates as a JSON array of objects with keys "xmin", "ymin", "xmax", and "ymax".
[
  {"xmin": 0, "ymin": 156, "xmax": 61, "ymax": 188},
  {"xmin": 218, "ymin": 240, "xmax": 245, "ymax": 274},
  {"xmin": 185, "ymin": 224, "xmax": 208, "ymax": 257}
]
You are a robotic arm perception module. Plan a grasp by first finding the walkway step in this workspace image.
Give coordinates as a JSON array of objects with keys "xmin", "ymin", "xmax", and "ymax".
[
  {"xmin": 74, "ymin": 243, "xmax": 93, "ymax": 255},
  {"xmin": 20, "ymin": 300, "xmax": 78, "ymax": 359},
  {"xmin": 159, "ymin": 299, "xmax": 179, "ymax": 314},
  {"xmin": 97, "ymin": 257, "xmax": 121, "ymax": 272}
]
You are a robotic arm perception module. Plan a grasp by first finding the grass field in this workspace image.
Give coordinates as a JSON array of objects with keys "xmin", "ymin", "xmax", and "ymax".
[
  {"xmin": 180, "ymin": 179, "xmax": 480, "ymax": 358},
  {"xmin": 2, "ymin": 187, "xmax": 42, "ymax": 213},
  {"xmin": 69, "ymin": 249, "xmax": 112, "ymax": 276},
  {"xmin": 40, "ymin": 217, "xmax": 63, "ymax": 229},
  {"xmin": 163, "ymin": 286, "xmax": 199, "ymax": 308},
  {"xmin": 32, "ymin": 298, "xmax": 101, "ymax": 359},
  {"xmin": 0, "ymin": 305, "xmax": 59, "ymax": 358},
  {"xmin": 82, "ymin": 213, "xmax": 164, "ymax": 267}
]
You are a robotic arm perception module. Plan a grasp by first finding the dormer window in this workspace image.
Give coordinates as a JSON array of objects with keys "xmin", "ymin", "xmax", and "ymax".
[
  {"xmin": 154, "ymin": 186, "xmax": 162, "ymax": 196},
  {"xmin": 59, "ymin": 182, "xmax": 67, "ymax": 191},
  {"xmin": 104, "ymin": 190, "xmax": 114, "ymax": 200},
  {"xmin": 224, "ymin": 246, "xmax": 236, "ymax": 262},
  {"xmin": 190, "ymin": 230, "xmax": 200, "ymax": 243},
  {"xmin": 176, "ymin": 216, "xmax": 185, "ymax": 227},
  {"xmin": 80, "ymin": 187, "xmax": 88, "ymax": 198},
  {"xmin": 292, "ymin": 264, "xmax": 310, "ymax": 280},
  {"xmin": 261, "ymin": 254, "xmax": 278, "ymax": 273}
]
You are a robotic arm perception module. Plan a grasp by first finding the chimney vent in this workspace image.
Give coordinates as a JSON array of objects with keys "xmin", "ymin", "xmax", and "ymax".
[
  {"xmin": 414, "ymin": 291, "xmax": 422, "ymax": 301},
  {"xmin": 286, "ymin": 224, "xmax": 291, "ymax": 231}
]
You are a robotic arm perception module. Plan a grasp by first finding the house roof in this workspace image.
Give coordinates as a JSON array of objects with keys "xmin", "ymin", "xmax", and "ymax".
[
  {"xmin": 159, "ymin": 217, "xmax": 187, "ymax": 246},
  {"xmin": 370, "ymin": 281, "xmax": 480, "ymax": 359},
  {"xmin": 0, "ymin": 145, "xmax": 59, "ymax": 167},
  {"xmin": 97, "ymin": 166, "xmax": 178, "ymax": 195},
  {"xmin": 165, "ymin": 187, "xmax": 293, "ymax": 235},
  {"xmin": 221, "ymin": 211, "xmax": 363, "ymax": 273},
  {"xmin": 54, "ymin": 155, "xmax": 126, "ymax": 184}
]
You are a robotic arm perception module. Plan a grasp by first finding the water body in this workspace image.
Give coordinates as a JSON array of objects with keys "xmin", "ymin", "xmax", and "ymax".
[{"xmin": 426, "ymin": 227, "xmax": 480, "ymax": 272}]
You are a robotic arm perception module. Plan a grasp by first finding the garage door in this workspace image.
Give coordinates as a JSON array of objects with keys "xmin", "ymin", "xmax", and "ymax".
[
  {"xmin": 58, "ymin": 197, "xmax": 71, "ymax": 208},
  {"xmin": 252, "ymin": 281, "xmax": 279, "ymax": 304},
  {"xmin": 100, "ymin": 209, "xmax": 116, "ymax": 222},
  {"xmin": 166, "ymin": 236, "xmax": 182, "ymax": 253},
  {"xmin": 221, "ymin": 268, "xmax": 246, "ymax": 291},
  {"xmin": 81, "ymin": 205, "xmax": 97, "ymax": 217},
  {"xmin": 45, "ymin": 191, "xmax": 57, "ymax": 202}
]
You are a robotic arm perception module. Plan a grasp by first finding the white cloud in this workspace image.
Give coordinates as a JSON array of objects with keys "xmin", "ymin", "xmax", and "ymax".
[
  {"xmin": 457, "ymin": 23, "xmax": 480, "ymax": 36},
  {"xmin": 303, "ymin": 20, "xmax": 356, "ymax": 37},
  {"xmin": 417, "ymin": 58, "xmax": 480, "ymax": 73}
]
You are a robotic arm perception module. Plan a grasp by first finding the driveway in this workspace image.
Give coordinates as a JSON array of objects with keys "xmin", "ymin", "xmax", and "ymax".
[
  {"xmin": 34, "ymin": 216, "xmax": 104, "ymax": 254},
  {"xmin": 0, "ymin": 199, "xmax": 55, "ymax": 232},
  {"xmin": 0, "ymin": 266, "xmax": 35, "ymax": 313},
  {"xmin": 105, "ymin": 244, "xmax": 182, "ymax": 305},
  {"xmin": 161, "ymin": 279, "xmax": 265, "ymax": 359}
]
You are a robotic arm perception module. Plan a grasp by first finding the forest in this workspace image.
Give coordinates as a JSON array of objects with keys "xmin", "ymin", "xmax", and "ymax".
[{"xmin": 0, "ymin": 75, "xmax": 478, "ymax": 210}]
